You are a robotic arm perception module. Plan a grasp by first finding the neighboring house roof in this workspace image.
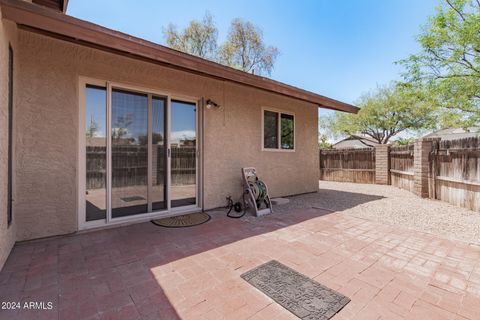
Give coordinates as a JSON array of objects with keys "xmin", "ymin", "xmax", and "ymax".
[
  {"xmin": 423, "ymin": 127, "xmax": 479, "ymax": 140},
  {"xmin": 332, "ymin": 135, "xmax": 380, "ymax": 149},
  {"xmin": 0, "ymin": 0, "xmax": 358, "ymax": 114}
]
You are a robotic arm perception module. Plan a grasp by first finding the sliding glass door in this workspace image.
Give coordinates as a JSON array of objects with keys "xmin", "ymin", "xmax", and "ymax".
[
  {"xmin": 85, "ymin": 85, "xmax": 107, "ymax": 222},
  {"xmin": 82, "ymin": 81, "xmax": 197, "ymax": 226},
  {"xmin": 171, "ymin": 100, "xmax": 197, "ymax": 208},
  {"xmin": 111, "ymin": 89, "xmax": 149, "ymax": 218}
]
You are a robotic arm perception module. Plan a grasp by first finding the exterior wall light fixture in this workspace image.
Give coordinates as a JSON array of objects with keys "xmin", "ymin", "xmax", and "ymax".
[{"xmin": 206, "ymin": 99, "xmax": 220, "ymax": 109}]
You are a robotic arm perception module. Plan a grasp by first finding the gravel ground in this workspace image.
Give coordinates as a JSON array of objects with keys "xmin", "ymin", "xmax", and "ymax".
[{"xmin": 274, "ymin": 181, "xmax": 480, "ymax": 245}]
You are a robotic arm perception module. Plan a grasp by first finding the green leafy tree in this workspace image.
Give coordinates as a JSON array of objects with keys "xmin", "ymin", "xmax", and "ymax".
[
  {"xmin": 399, "ymin": 0, "xmax": 480, "ymax": 127},
  {"xmin": 324, "ymin": 84, "xmax": 437, "ymax": 144},
  {"xmin": 318, "ymin": 134, "xmax": 332, "ymax": 149},
  {"xmin": 394, "ymin": 137, "xmax": 415, "ymax": 145},
  {"xmin": 164, "ymin": 12, "xmax": 218, "ymax": 60},
  {"xmin": 219, "ymin": 19, "xmax": 279, "ymax": 75}
]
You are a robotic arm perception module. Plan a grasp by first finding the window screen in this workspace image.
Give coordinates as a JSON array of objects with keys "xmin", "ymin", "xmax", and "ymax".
[
  {"xmin": 263, "ymin": 111, "xmax": 278, "ymax": 149},
  {"xmin": 281, "ymin": 113, "xmax": 294, "ymax": 149}
]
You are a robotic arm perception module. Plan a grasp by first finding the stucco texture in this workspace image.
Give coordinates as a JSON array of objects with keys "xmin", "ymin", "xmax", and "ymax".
[
  {"xmin": 14, "ymin": 30, "xmax": 319, "ymax": 241},
  {"xmin": 0, "ymin": 15, "xmax": 16, "ymax": 270}
]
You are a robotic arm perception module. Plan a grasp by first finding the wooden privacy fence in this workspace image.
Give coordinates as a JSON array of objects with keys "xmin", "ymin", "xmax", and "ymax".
[
  {"xmin": 86, "ymin": 146, "xmax": 195, "ymax": 189},
  {"xmin": 319, "ymin": 148, "xmax": 375, "ymax": 184},
  {"xmin": 319, "ymin": 137, "xmax": 480, "ymax": 212},
  {"xmin": 86, "ymin": 146, "xmax": 107, "ymax": 189},
  {"xmin": 171, "ymin": 146, "xmax": 196, "ymax": 185},
  {"xmin": 390, "ymin": 144, "xmax": 414, "ymax": 192},
  {"xmin": 430, "ymin": 138, "xmax": 480, "ymax": 212}
]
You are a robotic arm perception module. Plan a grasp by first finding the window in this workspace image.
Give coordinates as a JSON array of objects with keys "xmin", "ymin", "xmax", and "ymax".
[
  {"xmin": 263, "ymin": 111, "xmax": 278, "ymax": 148},
  {"xmin": 262, "ymin": 109, "xmax": 294, "ymax": 150},
  {"xmin": 281, "ymin": 113, "xmax": 294, "ymax": 150},
  {"xmin": 7, "ymin": 45, "xmax": 13, "ymax": 225}
]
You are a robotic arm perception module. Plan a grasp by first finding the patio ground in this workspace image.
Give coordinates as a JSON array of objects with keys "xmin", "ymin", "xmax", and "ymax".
[{"xmin": 1, "ymin": 182, "xmax": 480, "ymax": 319}]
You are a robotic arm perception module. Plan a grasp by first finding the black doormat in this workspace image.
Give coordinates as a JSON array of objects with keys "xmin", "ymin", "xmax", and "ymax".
[
  {"xmin": 151, "ymin": 212, "xmax": 210, "ymax": 228},
  {"xmin": 241, "ymin": 260, "xmax": 350, "ymax": 320}
]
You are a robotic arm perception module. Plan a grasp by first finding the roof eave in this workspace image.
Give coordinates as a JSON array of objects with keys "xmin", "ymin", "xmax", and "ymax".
[{"xmin": 0, "ymin": 0, "xmax": 358, "ymax": 114}]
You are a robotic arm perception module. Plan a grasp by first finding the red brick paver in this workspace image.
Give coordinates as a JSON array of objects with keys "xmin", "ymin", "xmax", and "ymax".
[{"xmin": 1, "ymin": 207, "xmax": 479, "ymax": 319}]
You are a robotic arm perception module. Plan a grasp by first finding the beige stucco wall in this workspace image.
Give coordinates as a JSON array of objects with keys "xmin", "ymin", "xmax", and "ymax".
[
  {"xmin": 0, "ymin": 15, "xmax": 17, "ymax": 270},
  {"xmin": 14, "ymin": 29, "xmax": 319, "ymax": 241},
  {"xmin": 203, "ymin": 81, "xmax": 319, "ymax": 208}
]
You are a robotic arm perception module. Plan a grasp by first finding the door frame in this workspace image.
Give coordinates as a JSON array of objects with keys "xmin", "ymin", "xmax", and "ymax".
[
  {"xmin": 78, "ymin": 76, "xmax": 202, "ymax": 231},
  {"xmin": 169, "ymin": 98, "xmax": 200, "ymax": 211}
]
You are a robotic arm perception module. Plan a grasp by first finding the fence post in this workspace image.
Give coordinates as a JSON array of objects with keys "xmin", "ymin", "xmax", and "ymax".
[
  {"xmin": 375, "ymin": 144, "xmax": 390, "ymax": 185},
  {"xmin": 413, "ymin": 138, "xmax": 435, "ymax": 198}
]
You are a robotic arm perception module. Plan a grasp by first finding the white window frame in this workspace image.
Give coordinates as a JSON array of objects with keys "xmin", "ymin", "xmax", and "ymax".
[{"xmin": 261, "ymin": 107, "xmax": 295, "ymax": 152}]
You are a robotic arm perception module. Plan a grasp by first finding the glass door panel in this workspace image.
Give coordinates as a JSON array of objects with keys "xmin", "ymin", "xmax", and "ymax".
[
  {"xmin": 83, "ymin": 83, "xmax": 200, "ymax": 225},
  {"xmin": 152, "ymin": 96, "xmax": 167, "ymax": 210},
  {"xmin": 85, "ymin": 85, "xmax": 107, "ymax": 221},
  {"xmin": 111, "ymin": 89, "xmax": 148, "ymax": 218},
  {"xmin": 171, "ymin": 100, "xmax": 197, "ymax": 208}
]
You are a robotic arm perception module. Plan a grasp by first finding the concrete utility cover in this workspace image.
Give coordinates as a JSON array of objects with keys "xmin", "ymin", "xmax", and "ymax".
[
  {"xmin": 241, "ymin": 260, "xmax": 350, "ymax": 320},
  {"xmin": 271, "ymin": 197, "xmax": 290, "ymax": 205}
]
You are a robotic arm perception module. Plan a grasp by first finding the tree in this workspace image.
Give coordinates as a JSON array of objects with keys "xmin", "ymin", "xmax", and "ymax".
[
  {"xmin": 323, "ymin": 84, "xmax": 437, "ymax": 144},
  {"xmin": 163, "ymin": 15, "xmax": 279, "ymax": 75},
  {"xmin": 139, "ymin": 133, "xmax": 164, "ymax": 146},
  {"xmin": 86, "ymin": 116, "xmax": 99, "ymax": 139},
  {"xmin": 318, "ymin": 134, "xmax": 332, "ymax": 149},
  {"xmin": 399, "ymin": 0, "xmax": 480, "ymax": 127},
  {"xmin": 219, "ymin": 19, "xmax": 279, "ymax": 75},
  {"xmin": 394, "ymin": 137, "xmax": 415, "ymax": 145},
  {"xmin": 112, "ymin": 114, "xmax": 134, "ymax": 142},
  {"xmin": 164, "ymin": 12, "xmax": 218, "ymax": 60}
]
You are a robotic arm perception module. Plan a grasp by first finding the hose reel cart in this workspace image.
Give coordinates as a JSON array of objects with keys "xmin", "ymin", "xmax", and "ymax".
[{"xmin": 242, "ymin": 167, "xmax": 273, "ymax": 217}]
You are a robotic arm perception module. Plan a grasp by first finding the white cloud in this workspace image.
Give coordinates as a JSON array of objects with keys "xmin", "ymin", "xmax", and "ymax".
[{"xmin": 171, "ymin": 130, "xmax": 196, "ymax": 140}]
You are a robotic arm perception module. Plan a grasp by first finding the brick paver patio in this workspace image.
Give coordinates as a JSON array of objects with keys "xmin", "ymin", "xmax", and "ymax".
[{"xmin": 1, "ymin": 205, "xmax": 480, "ymax": 319}]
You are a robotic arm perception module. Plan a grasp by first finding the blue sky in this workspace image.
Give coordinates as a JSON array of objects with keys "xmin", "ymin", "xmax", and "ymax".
[
  {"xmin": 85, "ymin": 88, "xmax": 196, "ymax": 142},
  {"xmin": 68, "ymin": 0, "xmax": 439, "ymax": 104},
  {"xmin": 70, "ymin": 0, "xmax": 439, "ymax": 120}
]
